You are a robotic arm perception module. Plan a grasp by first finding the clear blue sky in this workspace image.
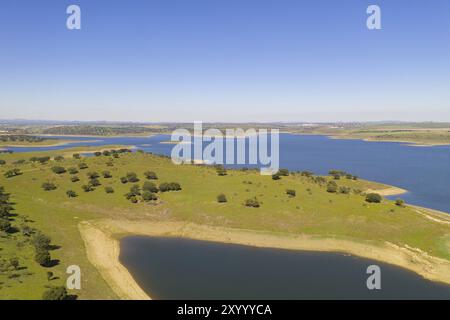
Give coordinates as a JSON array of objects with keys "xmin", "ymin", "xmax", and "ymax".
[{"xmin": 1, "ymin": 0, "xmax": 449, "ymax": 122}]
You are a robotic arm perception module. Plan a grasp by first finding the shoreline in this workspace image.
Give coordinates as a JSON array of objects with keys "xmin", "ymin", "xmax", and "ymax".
[{"xmin": 79, "ymin": 218, "xmax": 450, "ymax": 300}]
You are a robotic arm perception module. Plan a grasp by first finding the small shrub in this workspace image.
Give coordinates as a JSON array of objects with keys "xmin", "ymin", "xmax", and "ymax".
[
  {"xmin": 73, "ymin": 153, "xmax": 81, "ymax": 159},
  {"xmin": 0, "ymin": 218, "xmax": 11, "ymax": 232},
  {"xmin": 278, "ymin": 169, "xmax": 289, "ymax": 176},
  {"xmin": 54, "ymin": 156, "xmax": 64, "ymax": 161},
  {"xmin": 78, "ymin": 163, "xmax": 88, "ymax": 170},
  {"xmin": 271, "ymin": 173, "xmax": 281, "ymax": 180},
  {"xmin": 68, "ymin": 167, "xmax": 78, "ymax": 174},
  {"xmin": 70, "ymin": 175, "xmax": 80, "ymax": 183},
  {"xmin": 159, "ymin": 182, "xmax": 181, "ymax": 192},
  {"xmin": 395, "ymin": 199, "xmax": 405, "ymax": 207},
  {"xmin": 89, "ymin": 178, "xmax": 101, "ymax": 187},
  {"xmin": 339, "ymin": 186, "xmax": 351, "ymax": 194},
  {"xmin": 126, "ymin": 172, "xmax": 139, "ymax": 182},
  {"xmin": 142, "ymin": 181, "xmax": 158, "ymax": 193},
  {"xmin": 217, "ymin": 194, "xmax": 227, "ymax": 203},
  {"xmin": 144, "ymin": 171, "xmax": 158, "ymax": 180},
  {"xmin": 104, "ymin": 186, "xmax": 114, "ymax": 194},
  {"xmin": 102, "ymin": 171, "xmax": 112, "ymax": 178},
  {"xmin": 326, "ymin": 181, "xmax": 338, "ymax": 193},
  {"xmin": 82, "ymin": 184, "xmax": 95, "ymax": 192},
  {"xmin": 286, "ymin": 189, "xmax": 296, "ymax": 197},
  {"xmin": 66, "ymin": 190, "xmax": 77, "ymax": 198},
  {"xmin": 87, "ymin": 171, "xmax": 99, "ymax": 179},
  {"xmin": 120, "ymin": 177, "xmax": 128, "ymax": 184}
]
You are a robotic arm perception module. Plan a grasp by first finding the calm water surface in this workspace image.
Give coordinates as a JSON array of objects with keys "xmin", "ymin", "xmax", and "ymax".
[{"xmin": 120, "ymin": 236, "xmax": 450, "ymax": 299}]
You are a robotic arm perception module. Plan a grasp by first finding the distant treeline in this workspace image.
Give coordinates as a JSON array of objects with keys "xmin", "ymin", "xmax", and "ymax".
[
  {"xmin": 0, "ymin": 135, "xmax": 45, "ymax": 143},
  {"xmin": 42, "ymin": 125, "xmax": 162, "ymax": 136}
]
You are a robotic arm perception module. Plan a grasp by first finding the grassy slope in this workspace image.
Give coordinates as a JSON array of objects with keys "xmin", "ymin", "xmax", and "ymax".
[{"xmin": 0, "ymin": 147, "xmax": 449, "ymax": 299}]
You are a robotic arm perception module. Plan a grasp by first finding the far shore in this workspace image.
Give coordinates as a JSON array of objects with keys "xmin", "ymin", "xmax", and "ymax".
[
  {"xmin": 0, "ymin": 139, "xmax": 90, "ymax": 148},
  {"xmin": 79, "ymin": 212, "xmax": 450, "ymax": 300}
]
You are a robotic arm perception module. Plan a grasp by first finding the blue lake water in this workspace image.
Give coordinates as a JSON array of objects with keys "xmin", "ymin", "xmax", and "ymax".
[
  {"xmin": 4, "ymin": 133, "xmax": 450, "ymax": 213},
  {"xmin": 120, "ymin": 236, "xmax": 450, "ymax": 299}
]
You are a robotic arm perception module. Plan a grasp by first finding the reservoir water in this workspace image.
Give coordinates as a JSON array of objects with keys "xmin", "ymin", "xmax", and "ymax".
[
  {"xmin": 5, "ymin": 133, "xmax": 450, "ymax": 213},
  {"xmin": 120, "ymin": 236, "xmax": 450, "ymax": 299}
]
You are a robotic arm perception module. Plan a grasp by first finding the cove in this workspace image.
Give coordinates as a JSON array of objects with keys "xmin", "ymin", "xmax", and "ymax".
[{"xmin": 119, "ymin": 236, "xmax": 450, "ymax": 300}]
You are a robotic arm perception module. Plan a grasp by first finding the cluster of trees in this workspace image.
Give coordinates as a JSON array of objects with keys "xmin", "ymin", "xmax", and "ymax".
[
  {"xmin": 30, "ymin": 156, "xmax": 51, "ymax": 164},
  {"xmin": 33, "ymin": 233, "xmax": 53, "ymax": 267},
  {"xmin": 286, "ymin": 189, "xmax": 296, "ymax": 197},
  {"xmin": 329, "ymin": 170, "xmax": 358, "ymax": 180},
  {"xmin": 0, "ymin": 135, "xmax": 45, "ymax": 143},
  {"xmin": 120, "ymin": 172, "xmax": 140, "ymax": 184},
  {"xmin": 4, "ymin": 168, "xmax": 22, "ymax": 178},
  {"xmin": 42, "ymin": 125, "xmax": 156, "ymax": 136},
  {"xmin": 124, "ymin": 180, "xmax": 182, "ymax": 203},
  {"xmin": 0, "ymin": 186, "xmax": 13, "ymax": 233}
]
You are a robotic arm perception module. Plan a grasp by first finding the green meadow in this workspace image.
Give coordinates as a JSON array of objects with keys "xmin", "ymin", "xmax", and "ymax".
[{"xmin": 0, "ymin": 147, "xmax": 449, "ymax": 299}]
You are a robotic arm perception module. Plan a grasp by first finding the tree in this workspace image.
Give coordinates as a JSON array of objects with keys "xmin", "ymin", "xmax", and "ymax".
[
  {"xmin": 326, "ymin": 181, "xmax": 338, "ymax": 193},
  {"xmin": 42, "ymin": 182, "xmax": 57, "ymax": 191},
  {"xmin": 129, "ymin": 196, "xmax": 138, "ymax": 203},
  {"xmin": 102, "ymin": 150, "xmax": 111, "ymax": 156},
  {"xmin": 0, "ymin": 159, "xmax": 6, "ymax": 165},
  {"xmin": 395, "ymin": 199, "xmax": 405, "ymax": 207},
  {"xmin": 217, "ymin": 194, "xmax": 227, "ymax": 203},
  {"xmin": 42, "ymin": 286, "xmax": 67, "ymax": 300},
  {"xmin": 216, "ymin": 166, "xmax": 227, "ymax": 176},
  {"xmin": 130, "ymin": 184, "xmax": 141, "ymax": 196},
  {"xmin": 142, "ymin": 181, "xmax": 158, "ymax": 193},
  {"xmin": 47, "ymin": 271, "xmax": 54, "ymax": 281},
  {"xmin": 142, "ymin": 191, "xmax": 157, "ymax": 201},
  {"xmin": 94, "ymin": 152, "xmax": 102, "ymax": 157},
  {"xmin": 87, "ymin": 171, "xmax": 99, "ymax": 179},
  {"xmin": 366, "ymin": 193, "xmax": 382, "ymax": 203},
  {"xmin": 73, "ymin": 153, "xmax": 81, "ymax": 159},
  {"xmin": 66, "ymin": 190, "xmax": 77, "ymax": 198},
  {"xmin": 35, "ymin": 249, "xmax": 51, "ymax": 267},
  {"xmin": 89, "ymin": 178, "xmax": 101, "ymax": 187},
  {"xmin": 54, "ymin": 155, "xmax": 64, "ymax": 161},
  {"xmin": 126, "ymin": 172, "xmax": 139, "ymax": 182},
  {"xmin": 104, "ymin": 186, "xmax": 114, "ymax": 194},
  {"xmin": 271, "ymin": 173, "xmax": 281, "ymax": 180},
  {"xmin": 120, "ymin": 177, "xmax": 128, "ymax": 184},
  {"xmin": 78, "ymin": 163, "xmax": 88, "ymax": 170},
  {"xmin": 4, "ymin": 169, "xmax": 22, "ymax": 178},
  {"xmin": 245, "ymin": 198, "xmax": 260, "ymax": 208},
  {"xmin": 51, "ymin": 166, "xmax": 66, "ymax": 174},
  {"xmin": 102, "ymin": 170, "xmax": 112, "ymax": 178},
  {"xmin": 286, "ymin": 189, "xmax": 296, "ymax": 197},
  {"xmin": 0, "ymin": 218, "xmax": 11, "ymax": 232},
  {"xmin": 68, "ymin": 167, "xmax": 79, "ymax": 174},
  {"xmin": 144, "ymin": 171, "xmax": 158, "ymax": 180},
  {"xmin": 82, "ymin": 184, "xmax": 95, "ymax": 192},
  {"xmin": 70, "ymin": 175, "xmax": 80, "ymax": 182}
]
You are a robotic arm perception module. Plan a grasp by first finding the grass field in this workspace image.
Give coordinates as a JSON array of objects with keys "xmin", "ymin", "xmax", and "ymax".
[{"xmin": 0, "ymin": 147, "xmax": 449, "ymax": 299}]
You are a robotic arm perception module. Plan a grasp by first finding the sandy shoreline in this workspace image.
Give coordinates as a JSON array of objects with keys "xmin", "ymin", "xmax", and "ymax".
[
  {"xmin": 79, "ymin": 218, "xmax": 450, "ymax": 300},
  {"xmin": 365, "ymin": 186, "xmax": 407, "ymax": 196}
]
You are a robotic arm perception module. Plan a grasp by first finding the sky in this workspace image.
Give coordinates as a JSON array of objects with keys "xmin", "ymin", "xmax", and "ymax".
[{"xmin": 1, "ymin": 0, "xmax": 450, "ymax": 122}]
